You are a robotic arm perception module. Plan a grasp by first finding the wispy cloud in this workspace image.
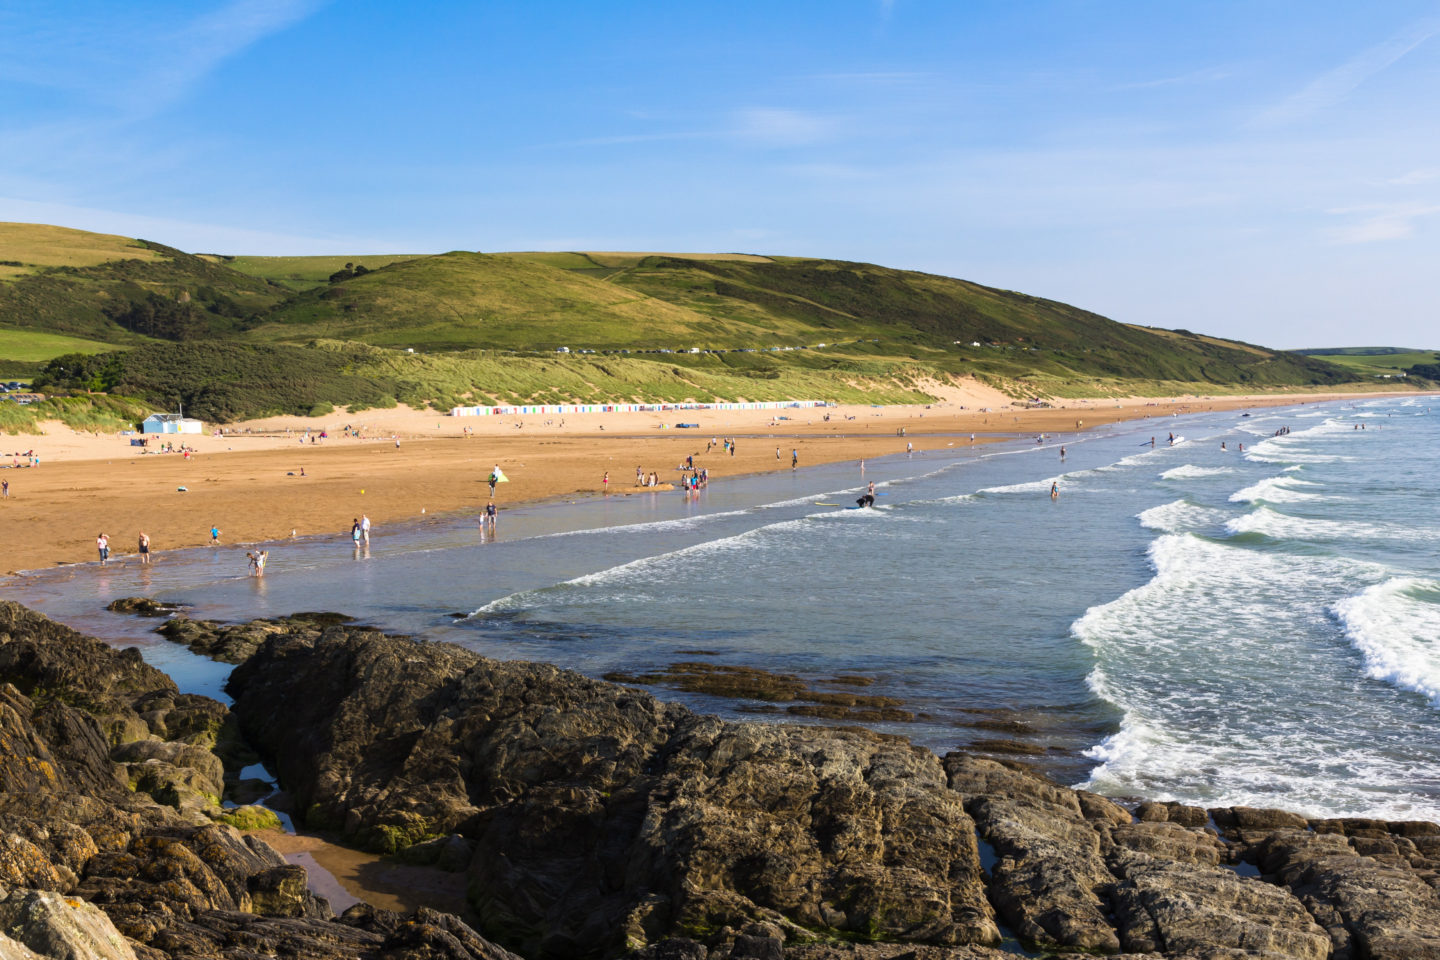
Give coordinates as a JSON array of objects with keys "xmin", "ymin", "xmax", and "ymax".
[
  {"xmin": 732, "ymin": 108, "xmax": 839, "ymax": 146},
  {"xmin": 1256, "ymin": 16, "xmax": 1440, "ymax": 125},
  {"xmin": 543, "ymin": 108, "xmax": 841, "ymax": 151},
  {"xmin": 1323, "ymin": 203, "xmax": 1440, "ymax": 244},
  {"xmin": 0, "ymin": 0, "xmax": 327, "ymax": 117},
  {"xmin": 1112, "ymin": 65, "xmax": 1236, "ymax": 91},
  {"xmin": 140, "ymin": 0, "xmax": 327, "ymax": 113}
]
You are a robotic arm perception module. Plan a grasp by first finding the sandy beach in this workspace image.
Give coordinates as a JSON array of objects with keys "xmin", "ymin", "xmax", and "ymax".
[{"xmin": 0, "ymin": 381, "xmax": 1413, "ymax": 575}]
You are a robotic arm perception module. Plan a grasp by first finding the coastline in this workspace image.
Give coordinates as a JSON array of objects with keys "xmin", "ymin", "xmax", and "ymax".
[{"xmin": 0, "ymin": 385, "xmax": 1418, "ymax": 575}]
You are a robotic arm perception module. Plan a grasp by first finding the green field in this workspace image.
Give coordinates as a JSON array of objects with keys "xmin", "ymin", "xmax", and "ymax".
[
  {"xmin": 1303, "ymin": 349, "xmax": 1438, "ymax": 377},
  {"xmin": 0, "ymin": 328, "xmax": 124, "ymax": 362}
]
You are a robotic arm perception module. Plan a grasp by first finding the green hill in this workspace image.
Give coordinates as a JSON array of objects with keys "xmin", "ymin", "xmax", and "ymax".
[
  {"xmin": 0, "ymin": 222, "xmax": 1385, "ymax": 422},
  {"xmin": 0, "ymin": 223, "xmax": 288, "ymax": 345}
]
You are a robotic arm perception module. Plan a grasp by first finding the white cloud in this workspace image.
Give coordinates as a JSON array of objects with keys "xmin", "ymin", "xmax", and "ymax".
[
  {"xmin": 1323, "ymin": 203, "xmax": 1440, "ymax": 244},
  {"xmin": 1256, "ymin": 16, "xmax": 1440, "ymax": 126}
]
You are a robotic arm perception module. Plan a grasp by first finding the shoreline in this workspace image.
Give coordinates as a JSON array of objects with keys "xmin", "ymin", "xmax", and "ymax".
[{"xmin": 0, "ymin": 387, "xmax": 1424, "ymax": 576}]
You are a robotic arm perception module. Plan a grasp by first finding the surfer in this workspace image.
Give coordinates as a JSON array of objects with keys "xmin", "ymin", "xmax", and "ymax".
[
  {"xmin": 855, "ymin": 494, "xmax": 875, "ymax": 508},
  {"xmin": 867, "ymin": 481, "xmax": 875, "ymax": 497}
]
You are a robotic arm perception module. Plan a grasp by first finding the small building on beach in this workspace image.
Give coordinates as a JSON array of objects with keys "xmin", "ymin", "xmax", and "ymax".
[{"xmin": 141, "ymin": 413, "xmax": 204, "ymax": 435}]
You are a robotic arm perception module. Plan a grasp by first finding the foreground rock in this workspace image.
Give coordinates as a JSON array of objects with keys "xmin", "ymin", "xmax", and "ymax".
[
  {"xmin": 0, "ymin": 601, "xmax": 520, "ymax": 960},
  {"xmin": 222, "ymin": 618, "xmax": 1440, "ymax": 960},
  {"xmin": 228, "ymin": 627, "xmax": 999, "ymax": 958}
]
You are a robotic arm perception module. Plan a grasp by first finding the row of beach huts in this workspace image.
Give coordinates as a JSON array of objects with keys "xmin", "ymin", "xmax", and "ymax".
[{"xmin": 449, "ymin": 400, "xmax": 829, "ymax": 417}]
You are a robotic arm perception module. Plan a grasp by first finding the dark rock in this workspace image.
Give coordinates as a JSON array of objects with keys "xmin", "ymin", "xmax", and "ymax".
[
  {"xmin": 1107, "ymin": 853, "xmax": 1329, "ymax": 959},
  {"xmin": 1254, "ymin": 830, "xmax": 1440, "ymax": 960},
  {"xmin": 228, "ymin": 625, "xmax": 1000, "ymax": 957},
  {"xmin": 0, "ymin": 603, "xmax": 516, "ymax": 960},
  {"xmin": 106, "ymin": 597, "xmax": 185, "ymax": 618},
  {"xmin": 944, "ymin": 754, "xmax": 1120, "ymax": 953}
]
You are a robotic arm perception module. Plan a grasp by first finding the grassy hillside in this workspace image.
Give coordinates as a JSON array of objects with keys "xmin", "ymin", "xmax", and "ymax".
[
  {"xmin": 250, "ymin": 252, "xmax": 745, "ymax": 350},
  {"xmin": 217, "ymin": 254, "xmax": 422, "ymax": 291},
  {"xmin": 0, "ymin": 222, "xmax": 1382, "ymax": 424},
  {"xmin": 251, "ymin": 249, "xmax": 1351, "ymax": 388},
  {"xmin": 0, "ymin": 222, "xmax": 165, "ymax": 282},
  {"xmin": 0, "ymin": 225, "xmax": 288, "ymax": 344}
]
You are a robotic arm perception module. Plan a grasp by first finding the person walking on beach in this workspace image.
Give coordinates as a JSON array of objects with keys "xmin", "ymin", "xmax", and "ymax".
[
  {"xmin": 602, "ymin": 471, "xmax": 609, "ymax": 492},
  {"xmin": 210, "ymin": 525, "xmax": 221, "ymax": 545},
  {"xmin": 96, "ymin": 533, "xmax": 109, "ymax": 564},
  {"xmin": 791, "ymin": 449, "xmax": 798, "ymax": 469},
  {"xmin": 488, "ymin": 467, "xmax": 499, "ymax": 497},
  {"xmin": 2, "ymin": 479, "xmax": 8, "ymax": 498},
  {"xmin": 776, "ymin": 446, "xmax": 781, "ymax": 460},
  {"xmin": 137, "ymin": 531, "xmax": 151, "ymax": 565},
  {"xmin": 361, "ymin": 514, "xmax": 371, "ymax": 543}
]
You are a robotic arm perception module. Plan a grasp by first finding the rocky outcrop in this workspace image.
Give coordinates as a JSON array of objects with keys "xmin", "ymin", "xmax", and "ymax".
[
  {"xmin": 227, "ymin": 626, "xmax": 999, "ymax": 958},
  {"xmin": 0, "ymin": 601, "xmax": 519, "ymax": 960},
  {"xmin": 12, "ymin": 602, "xmax": 1440, "ymax": 960},
  {"xmin": 155, "ymin": 612, "xmax": 353, "ymax": 665}
]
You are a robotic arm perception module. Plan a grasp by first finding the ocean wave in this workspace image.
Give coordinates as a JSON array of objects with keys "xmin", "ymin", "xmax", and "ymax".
[
  {"xmin": 1071, "ymin": 534, "xmax": 1411, "ymax": 817},
  {"xmin": 1333, "ymin": 578, "xmax": 1440, "ymax": 708},
  {"xmin": 1224, "ymin": 506, "xmax": 1410, "ymax": 542},
  {"xmin": 977, "ymin": 478, "xmax": 1057, "ymax": 494},
  {"xmin": 1136, "ymin": 499, "xmax": 1229, "ymax": 534},
  {"xmin": 1228, "ymin": 475, "xmax": 1326, "ymax": 504},
  {"xmin": 1159, "ymin": 464, "xmax": 1235, "ymax": 480},
  {"xmin": 533, "ymin": 507, "xmax": 753, "ymax": 540}
]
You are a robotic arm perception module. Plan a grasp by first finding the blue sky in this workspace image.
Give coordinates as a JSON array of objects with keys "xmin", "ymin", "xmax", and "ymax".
[{"xmin": 2, "ymin": 1, "xmax": 1439, "ymax": 349}]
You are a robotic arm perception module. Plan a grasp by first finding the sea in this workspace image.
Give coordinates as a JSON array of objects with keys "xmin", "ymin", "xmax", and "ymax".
[{"xmin": 8, "ymin": 395, "xmax": 1440, "ymax": 821}]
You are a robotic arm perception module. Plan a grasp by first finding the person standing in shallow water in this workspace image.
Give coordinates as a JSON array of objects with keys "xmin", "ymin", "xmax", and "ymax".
[
  {"xmin": 137, "ymin": 532, "xmax": 150, "ymax": 565},
  {"xmin": 96, "ymin": 533, "xmax": 109, "ymax": 564}
]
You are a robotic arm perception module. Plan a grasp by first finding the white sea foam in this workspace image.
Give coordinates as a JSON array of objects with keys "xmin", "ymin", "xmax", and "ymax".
[
  {"xmin": 1159, "ymin": 464, "xmax": 1235, "ymax": 480},
  {"xmin": 1333, "ymin": 579, "xmax": 1440, "ymax": 708},
  {"xmin": 1225, "ymin": 506, "xmax": 1396, "ymax": 541},
  {"xmin": 1136, "ymin": 499, "xmax": 1229, "ymax": 534},
  {"xmin": 977, "ymin": 478, "xmax": 1057, "ymax": 494},
  {"xmin": 1228, "ymin": 475, "xmax": 1326, "ymax": 504},
  {"xmin": 533, "ymin": 507, "xmax": 753, "ymax": 540},
  {"xmin": 1071, "ymin": 533, "xmax": 1413, "ymax": 817}
]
